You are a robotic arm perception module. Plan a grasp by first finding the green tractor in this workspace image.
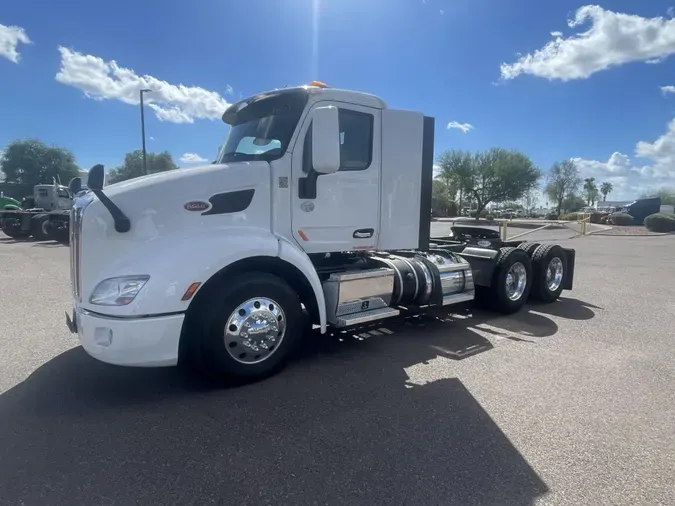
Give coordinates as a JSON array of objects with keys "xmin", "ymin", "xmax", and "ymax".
[{"xmin": 0, "ymin": 192, "xmax": 22, "ymax": 211}]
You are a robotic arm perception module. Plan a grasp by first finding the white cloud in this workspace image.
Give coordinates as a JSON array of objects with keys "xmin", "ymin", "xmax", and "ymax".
[
  {"xmin": 447, "ymin": 121, "xmax": 474, "ymax": 133},
  {"xmin": 572, "ymin": 118, "xmax": 675, "ymax": 199},
  {"xmin": 501, "ymin": 6, "xmax": 675, "ymax": 81},
  {"xmin": 550, "ymin": 31, "xmax": 563, "ymax": 37},
  {"xmin": 55, "ymin": 47, "xmax": 231, "ymax": 124},
  {"xmin": 0, "ymin": 24, "xmax": 31, "ymax": 63},
  {"xmin": 180, "ymin": 153, "xmax": 209, "ymax": 163},
  {"xmin": 646, "ymin": 58, "xmax": 665, "ymax": 64},
  {"xmin": 661, "ymin": 85, "xmax": 675, "ymax": 94}
]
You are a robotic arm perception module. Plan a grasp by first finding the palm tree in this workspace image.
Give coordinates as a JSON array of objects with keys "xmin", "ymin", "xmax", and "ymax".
[
  {"xmin": 583, "ymin": 177, "xmax": 598, "ymax": 206},
  {"xmin": 600, "ymin": 182, "xmax": 613, "ymax": 202}
]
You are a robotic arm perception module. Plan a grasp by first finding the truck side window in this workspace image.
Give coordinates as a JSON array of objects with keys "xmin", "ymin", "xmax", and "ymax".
[
  {"xmin": 57, "ymin": 189, "xmax": 70, "ymax": 198},
  {"xmin": 338, "ymin": 109, "xmax": 373, "ymax": 171}
]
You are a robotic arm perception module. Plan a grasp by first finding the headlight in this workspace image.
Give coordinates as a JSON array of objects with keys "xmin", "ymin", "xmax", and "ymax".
[{"xmin": 89, "ymin": 276, "xmax": 150, "ymax": 306}]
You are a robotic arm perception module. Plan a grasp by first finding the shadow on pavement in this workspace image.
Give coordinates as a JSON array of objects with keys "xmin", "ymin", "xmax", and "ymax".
[
  {"xmin": 0, "ymin": 299, "xmax": 600, "ymax": 505},
  {"xmin": 528, "ymin": 297, "xmax": 601, "ymax": 321}
]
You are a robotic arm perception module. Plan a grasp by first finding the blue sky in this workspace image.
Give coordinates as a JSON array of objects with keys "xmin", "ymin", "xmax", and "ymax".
[{"xmin": 1, "ymin": 0, "xmax": 675, "ymax": 202}]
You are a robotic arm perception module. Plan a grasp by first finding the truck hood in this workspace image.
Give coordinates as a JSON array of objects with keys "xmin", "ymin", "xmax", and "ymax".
[
  {"xmin": 75, "ymin": 161, "xmax": 273, "ymax": 310},
  {"xmin": 103, "ymin": 163, "xmax": 235, "ymax": 197}
]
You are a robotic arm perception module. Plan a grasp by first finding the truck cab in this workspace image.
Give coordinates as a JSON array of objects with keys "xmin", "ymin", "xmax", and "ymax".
[
  {"xmin": 33, "ymin": 183, "xmax": 72, "ymax": 211},
  {"xmin": 67, "ymin": 82, "xmax": 576, "ymax": 383}
]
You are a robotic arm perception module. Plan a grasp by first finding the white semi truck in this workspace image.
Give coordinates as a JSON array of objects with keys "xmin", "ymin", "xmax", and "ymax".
[{"xmin": 66, "ymin": 82, "xmax": 576, "ymax": 382}]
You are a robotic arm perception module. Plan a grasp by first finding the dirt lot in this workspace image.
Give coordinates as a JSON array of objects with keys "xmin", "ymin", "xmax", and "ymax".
[{"xmin": 1, "ymin": 232, "xmax": 674, "ymax": 505}]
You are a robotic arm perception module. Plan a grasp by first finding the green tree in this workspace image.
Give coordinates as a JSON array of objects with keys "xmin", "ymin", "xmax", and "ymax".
[
  {"xmin": 562, "ymin": 194, "xmax": 586, "ymax": 213},
  {"xmin": 0, "ymin": 139, "xmax": 81, "ymax": 186},
  {"xmin": 436, "ymin": 148, "xmax": 541, "ymax": 219},
  {"xmin": 600, "ymin": 182, "xmax": 613, "ymax": 202},
  {"xmin": 435, "ymin": 153, "xmax": 462, "ymax": 206},
  {"xmin": 521, "ymin": 188, "xmax": 538, "ymax": 214},
  {"xmin": 640, "ymin": 186, "xmax": 675, "ymax": 206},
  {"xmin": 545, "ymin": 159, "xmax": 582, "ymax": 214},
  {"xmin": 431, "ymin": 180, "xmax": 457, "ymax": 217},
  {"xmin": 107, "ymin": 150, "xmax": 179, "ymax": 184},
  {"xmin": 583, "ymin": 177, "xmax": 598, "ymax": 206}
]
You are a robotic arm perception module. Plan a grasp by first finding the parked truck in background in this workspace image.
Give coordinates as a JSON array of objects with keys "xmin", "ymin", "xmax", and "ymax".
[
  {"xmin": 66, "ymin": 82, "xmax": 577, "ymax": 383},
  {"xmin": 613, "ymin": 197, "xmax": 661, "ymax": 225},
  {"xmin": 0, "ymin": 181, "xmax": 74, "ymax": 242}
]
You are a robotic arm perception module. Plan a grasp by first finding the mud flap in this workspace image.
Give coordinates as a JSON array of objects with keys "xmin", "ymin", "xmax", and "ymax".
[{"xmin": 562, "ymin": 248, "xmax": 576, "ymax": 290}]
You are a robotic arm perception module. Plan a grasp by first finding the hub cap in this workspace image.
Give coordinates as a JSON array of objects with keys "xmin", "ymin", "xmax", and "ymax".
[
  {"xmin": 224, "ymin": 297, "xmax": 286, "ymax": 364},
  {"xmin": 505, "ymin": 262, "xmax": 527, "ymax": 301},
  {"xmin": 546, "ymin": 257, "xmax": 564, "ymax": 292}
]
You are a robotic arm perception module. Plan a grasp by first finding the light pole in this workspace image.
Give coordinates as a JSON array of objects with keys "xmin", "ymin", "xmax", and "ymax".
[{"xmin": 139, "ymin": 88, "xmax": 152, "ymax": 175}]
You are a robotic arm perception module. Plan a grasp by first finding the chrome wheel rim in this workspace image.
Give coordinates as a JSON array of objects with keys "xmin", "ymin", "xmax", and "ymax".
[
  {"xmin": 224, "ymin": 297, "xmax": 286, "ymax": 364},
  {"xmin": 41, "ymin": 220, "xmax": 49, "ymax": 236},
  {"xmin": 546, "ymin": 257, "xmax": 564, "ymax": 292},
  {"xmin": 505, "ymin": 262, "xmax": 527, "ymax": 301}
]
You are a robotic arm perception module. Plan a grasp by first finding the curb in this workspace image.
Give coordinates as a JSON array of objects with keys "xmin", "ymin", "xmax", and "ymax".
[
  {"xmin": 588, "ymin": 231, "xmax": 672, "ymax": 237},
  {"xmin": 439, "ymin": 219, "xmax": 567, "ymax": 230}
]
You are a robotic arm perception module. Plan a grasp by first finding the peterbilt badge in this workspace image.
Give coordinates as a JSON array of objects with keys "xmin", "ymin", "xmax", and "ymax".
[{"xmin": 184, "ymin": 201, "xmax": 211, "ymax": 212}]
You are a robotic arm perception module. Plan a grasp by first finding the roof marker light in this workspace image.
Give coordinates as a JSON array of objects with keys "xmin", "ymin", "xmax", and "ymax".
[{"xmin": 309, "ymin": 81, "xmax": 329, "ymax": 88}]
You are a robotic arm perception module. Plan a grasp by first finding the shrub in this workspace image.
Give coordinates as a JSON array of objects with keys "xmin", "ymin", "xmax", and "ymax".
[
  {"xmin": 485, "ymin": 214, "xmax": 495, "ymax": 220},
  {"xmin": 644, "ymin": 213, "xmax": 675, "ymax": 233},
  {"xmin": 469, "ymin": 209, "xmax": 489, "ymax": 218},
  {"xmin": 610, "ymin": 213, "xmax": 634, "ymax": 226},
  {"xmin": 559, "ymin": 213, "xmax": 579, "ymax": 221}
]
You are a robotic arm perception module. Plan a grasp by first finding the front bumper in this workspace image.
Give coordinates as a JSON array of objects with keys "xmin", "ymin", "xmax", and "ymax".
[{"xmin": 66, "ymin": 306, "xmax": 184, "ymax": 367}]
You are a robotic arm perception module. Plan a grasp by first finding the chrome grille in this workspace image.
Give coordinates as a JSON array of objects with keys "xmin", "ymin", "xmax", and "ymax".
[
  {"xmin": 70, "ymin": 194, "xmax": 93, "ymax": 301},
  {"xmin": 70, "ymin": 205, "xmax": 83, "ymax": 300}
]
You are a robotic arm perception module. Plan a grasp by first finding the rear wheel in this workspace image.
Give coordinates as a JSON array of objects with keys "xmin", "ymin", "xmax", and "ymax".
[
  {"xmin": 30, "ymin": 214, "xmax": 50, "ymax": 241},
  {"xmin": 1, "ymin": 218, "xmax": 29, "ymax": 239},
  {"xmin": 517, "ymin": 241, "xmax": 540, "ymax": 257},
  {"xmin": 530, "ymin": 244, "xmax": 566, "ymax": 303},
  {"xmin": 186, "ymin": 273, "xmax": 303, "ymax": 383},
  {"xmin": 478, "ymin": 247, "xmax": 532, "ymax": 314}
]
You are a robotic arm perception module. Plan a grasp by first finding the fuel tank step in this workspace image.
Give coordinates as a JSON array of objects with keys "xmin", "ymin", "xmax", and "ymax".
[{"xmin": 334, "ymin": 307, "xmax": 400, "ymax": 328}]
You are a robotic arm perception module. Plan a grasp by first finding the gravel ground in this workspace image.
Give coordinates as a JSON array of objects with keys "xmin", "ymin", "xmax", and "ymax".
[{"xmin": 1, "ymin": 233, "xmax": 675, "ymax": 505}]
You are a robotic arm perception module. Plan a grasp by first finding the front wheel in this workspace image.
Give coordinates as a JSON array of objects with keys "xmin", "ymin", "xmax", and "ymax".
[
  {"xmin": 30, "ymin": 214, "xmax": 50, "ymax": 241},
  {"xmin": 187, "ymin": 273, "xmax": 303, "ymax": 383}
]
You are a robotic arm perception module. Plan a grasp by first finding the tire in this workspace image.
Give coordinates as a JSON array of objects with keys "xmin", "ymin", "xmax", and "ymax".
[
  {"xmin": 187, "ymin": 272, "xmax": 303, "ymax": 383},
  {"xmin": 30, "ymin": 214, "xmax": 50, "ymax": 241},
  {"xmin": 478, "ymin": 247, "xmax": 532, "ymax": 314},
  {"xmin": 54, "ymin": 226, "xmax": 70, "ymax": 244},
  {"xmin": 1, "ymin": 218, "xmax": 30, "ymax": 239},
  {"xmin": 530, "ymin": 244, "xmax": 566, "ymax": 303},
  {"xmin": 517, "ymin": 241, "xmax": 541, "ymax": 257}
]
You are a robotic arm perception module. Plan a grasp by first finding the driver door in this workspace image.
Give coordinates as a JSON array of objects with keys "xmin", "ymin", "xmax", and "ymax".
[{"xmin": 290, "ymin": 102, "xmax": 381, "ymax": 254}]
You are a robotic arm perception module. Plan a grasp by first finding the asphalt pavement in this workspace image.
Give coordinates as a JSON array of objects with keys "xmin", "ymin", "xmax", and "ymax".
[{"xmin": 1, "ymin": 232, "xmax": 674, "ymax": 505}]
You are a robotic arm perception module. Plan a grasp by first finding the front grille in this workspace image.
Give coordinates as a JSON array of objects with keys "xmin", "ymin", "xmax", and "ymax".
[
  {"xmin": 70, "ymin": 202, "xmax": 87, "ymax": 300},
  {"xmin": 70, "ymin": 206, "xmax": 81, "ymax": 299}
]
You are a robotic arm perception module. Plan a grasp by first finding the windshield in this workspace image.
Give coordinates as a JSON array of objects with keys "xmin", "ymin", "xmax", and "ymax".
[{"xmin": 217, "ymin": 89, "xmax": 309, "ymax": 164}]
